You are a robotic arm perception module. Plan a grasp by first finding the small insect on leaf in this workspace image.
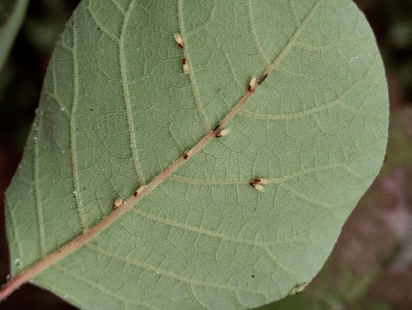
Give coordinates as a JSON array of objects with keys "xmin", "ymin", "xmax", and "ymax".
[
  {"xmin": 248, "ymin": 76, "xmax": 256, "ymax": 92},
  {"xmin": 182, "ymin": 58, "xmax": 189, "ymax": 75},
  {"xmin": 183, "ymin": 148, "xmax": 194, "ymax": 160},
  {"xmin": 289, "ymin": 283, "xmax": 307, "ymax": 295},
  {"xmin": 174, "ymin": 33, "xmax": 184, "ymax": 48},
  {"xmin": 112, "ymin": 198, "xmax": 123, "ymax": 210},
  {"xmin": 187, "ymin": 148, "xmax": 194, "ymax": 157},
  {"xmin": 133, "ymin": 186, "xmax": 146, "ymax": 197},
  {"xmin": 250, "ymin": 178, "xmax": 268, "ymax": 191},
  {"xmin": 215, "ymin": 128, "xmax": 229, "ymax": 138},
  {"xmin": 254, "ymin": 184, "xmax": 264, "ymax": 192}
]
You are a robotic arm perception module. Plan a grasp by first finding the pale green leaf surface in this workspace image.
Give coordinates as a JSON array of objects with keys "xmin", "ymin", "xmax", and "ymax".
[
  {"xmin": 5, "ymin": 0, "xmax": 388, "ymax": 309},
  {"xmin": 0, "ymin": 0, "xmax": 29, "ymax": 71}
]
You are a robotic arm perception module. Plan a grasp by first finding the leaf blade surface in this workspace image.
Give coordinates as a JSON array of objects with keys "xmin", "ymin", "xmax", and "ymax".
[{"xmin": 5, "ymin": 0, "xmax": 388, "ymax": 309}]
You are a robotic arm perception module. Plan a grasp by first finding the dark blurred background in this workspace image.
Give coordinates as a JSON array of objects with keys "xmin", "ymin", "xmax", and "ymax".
[{"xmin": 1, "ymin": 0, "xmax": 412, "ymax": 309}]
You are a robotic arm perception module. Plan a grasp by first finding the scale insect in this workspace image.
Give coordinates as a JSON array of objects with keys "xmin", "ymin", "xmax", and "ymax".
[
  {"xmin": 174, "ymin": 33, "xmax": 184, "ymax": 48},
  {"xmin": 250, "ymin": 178, "xmax": 268, "ymax": 191},
  {"xmin": 112, "ymin": 198, "xmax": 123, "ymax": 210},
  {"xmin": 289, "ymin": 283, "xmax": 307, "ymax": 295},
  {"xmin": 254, "ymin": 184, "xmax": 264, "ymax": 192},
  {"xmin": 215, "ymin": 128, "xmax": 229, "ymax": 138},
  {"xmin": 183, "ymin": 148, "xmax": 194, "ymax": 160},
  {"xmin": 182, "ymin": 58, "xmax": 189, "ymax": 75},
  {"xmin": 248, "ymin": 76, "xmax": 257, "ymax": 92},
  {"xmin": 133, "ymin": 186, "xmax": 146, "ymax": 197}
]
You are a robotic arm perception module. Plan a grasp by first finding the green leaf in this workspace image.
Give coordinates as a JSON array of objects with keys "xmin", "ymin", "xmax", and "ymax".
[
  {"xmin": 4, "ymin": 0, "xmax": 388, "ymax": 309},
  {"xmin": 0, "ymin": 0, "xmax": 29, "ymax": 72}
]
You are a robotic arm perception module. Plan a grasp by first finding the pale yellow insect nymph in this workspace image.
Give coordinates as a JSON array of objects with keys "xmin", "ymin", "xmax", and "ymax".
[
  {"xmin": 218, "ymin": 129, "xmax": 229, "ymax": 136},
  {"xmin": 174, "ymin": 33, "xmax": 184, "ymax": 48},
  {"xmin": 182, "ymin": 58, "xmax": 189, "ymax": 75},
  {"xmin": 254, "ymin": 184, "xmax": 264, "ymax": 192},
  {"xmin": 134, "ymin": 186, "xmax": 146, "ymax": 197},
  {"xmin": 250, "ymin": 178, "xmax": 268, "ymax": 191},
  {"xmin": 248, "ymin": 76, "xmax": 257, "ymax": 92},
  {"xmin": 112, "ymin": 198, "xmax": 123, "ymax": 210},
  {"xmin": 187, "ymin": 148, "xmax": 194, "ymax": 157}
]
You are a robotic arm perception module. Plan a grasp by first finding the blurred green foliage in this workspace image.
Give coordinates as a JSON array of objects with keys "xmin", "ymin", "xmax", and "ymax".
[
  {"xmin": 0, "ymin": 0, "xmax": 16, "ymax": 27},
  {"xmin": 0, "ymin": 0, "xmax": 79, "ymax": 150}
]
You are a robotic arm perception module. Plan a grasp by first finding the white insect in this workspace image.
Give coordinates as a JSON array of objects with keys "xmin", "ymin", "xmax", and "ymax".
[
  {"xmin": 187, "ymin": 148, "xmax": 194, "ymax": 157},
  {"xmin": 174, "ymin": 33, "xmax": 184, "ymax": 48},
  {"xmin": 134, "ymin": 186, "xmax": 146, "ymax": 197},
  {"xmin": 217, "ymin": 129, "xmax": 229, "ymax": 137},
  {"xmin": 248, "ymin": 76, "xmax": 256, "ymax": 92},
  {"xmin": 254, "ymin": 184, "xmax": 264, "ymax": 192},
  {"xmin": 182, "ymin": 58, "xmax": 189, "ymax": 75},
  {"xmin": 289, "ymin": 283, "xmax": 307, "ymax": 295},
  {"xmin": 250, "ymin": 178, "xmax": 268, "ymax": 192},
  {"xmin": 112, "ymin": 198, "xmax": 123, "ymax": 210}
]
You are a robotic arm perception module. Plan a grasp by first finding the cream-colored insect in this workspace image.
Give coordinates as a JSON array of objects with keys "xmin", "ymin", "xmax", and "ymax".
[
  {"xmin": 182, "ymin": 58, "xmax": 189, "ymax": 75},
  {"xmin": 112, "ymin": 198, "xmax": 123, "ymax": 210},
  {"xmin": 250, "ymin": 178, "xmax": 268, "ymax": 192},
  {"xmin": 133, "ymin": 186, "xmax": 146, "ymax": 197},
  {"xmin": 289, "ymin": 283, "xmax": 307, "ymax": 295},
  {"xmin": 254, "ymin": 184, "xmax": 264, "ymax": 192},
  {"xmin": 183, "ymin": 148, "xmax": 194, "ymax": 160},
  {"xmin": 187, "ymin": 148, "xmax": 194, "ymax": 157},
  {"xmin": 174, "ymin": 33, "xmax": 184, "ymax": 48},
  {"xmin": 215, "ymin": 128, "xmax": 229, "ymax": 138},
  {"xmin": 248, "ymin": 76, "xmax": 257, "ymax": 92}
]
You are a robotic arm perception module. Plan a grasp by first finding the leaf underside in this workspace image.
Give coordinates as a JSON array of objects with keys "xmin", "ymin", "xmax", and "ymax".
[{"xmin": 5, "ymin": 0, "xmax": 388, "ymax": 309}]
